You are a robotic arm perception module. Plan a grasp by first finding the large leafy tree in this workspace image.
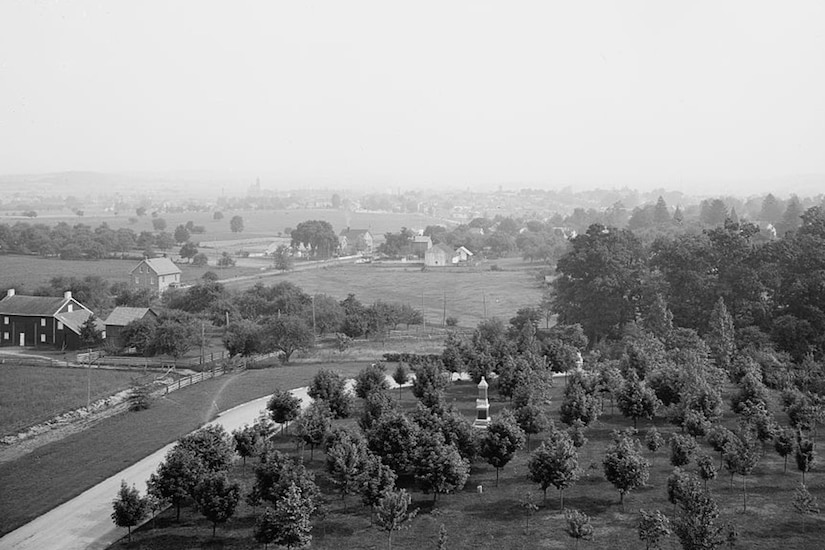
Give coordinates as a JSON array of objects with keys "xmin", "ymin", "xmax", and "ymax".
[
  {"xmin": 552, "ymin": 224, "xmax": 649, "ymax": 341},
  {"xmin": 263, "ymin": 315, "xmax": 315, "ymax": 363},
  {"xmin": 147, "ymin": 446, "xmax": 205, "ymax": 521},
  {"xmin": 308, "ymin": 369, "xmax": 353, "ymax": 418},
  {"xmin": 291, "ymin": 220, "xmax": 338, "ymax": 258},
  {"xmin": 413, "ymin": 432, "xmax": 470, "ymax": 503}
]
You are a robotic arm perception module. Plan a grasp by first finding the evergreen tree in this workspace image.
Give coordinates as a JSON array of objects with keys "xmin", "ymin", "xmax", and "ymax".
[
  {"xmin": 706, "ymin": 298, "xmax": 736, "ymax": 370},
  {"xmin": 644, "ymin": 294, "xmax": 673, "ymax": 341}
]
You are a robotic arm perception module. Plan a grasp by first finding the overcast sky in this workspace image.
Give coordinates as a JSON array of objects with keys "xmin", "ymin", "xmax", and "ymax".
[{"xmin": 1, "ymin": 1, "xmax": 823, "ymax": 191}]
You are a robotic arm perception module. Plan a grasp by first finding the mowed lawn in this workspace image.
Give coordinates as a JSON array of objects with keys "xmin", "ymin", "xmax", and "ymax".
[
  {"xmin": 0, "ymin": 364, "xmax": 143, "ymax": 436},
  {"xmin": 228, "ymin": 260, "xmax": 546, "ymax": 328},
  {"xmin": 0, "ymin": 360, "xmax": 368, "ymax": 537},
  {"xmin": 114, "ymin": 379, "xmax": 824, "ymax": 550}
]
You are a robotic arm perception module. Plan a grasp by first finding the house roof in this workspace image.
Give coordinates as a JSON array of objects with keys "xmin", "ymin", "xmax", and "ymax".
[
  {"xmin": 55, "ymin": 309, "xmax": 103, "ymax": 335},
  {"xmin": 0, "ymin": 294, "xmax": 71, "ymax": 316},
  {"xmin": 103, "ymin": 307, "xmax": 156, "ymax": 327},
  {"xmin": 339, "ymin": 228, "xmax": 371, "ymax": 238},
  {"xmin": 413, "ymin": 235, "xmax": 432, "ymax": 243},
  {"xmin": 134, "ymin": 257, "xmax": 182, "ymax": 275},
  {"xmin": 456, "ymin": 246, "xmax": 474, "ymax": 256},
  {"xmin": 429, "ymin": 243, "xmax": 455, "ymax": 255}
]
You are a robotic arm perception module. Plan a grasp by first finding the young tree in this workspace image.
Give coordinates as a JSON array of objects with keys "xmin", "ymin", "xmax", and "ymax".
[
  {"xmin": 479, "ymin": 410, "xmax": 526, "ymax": 486},
  {"xmin": 392, "ymin": 363, "xmax": 409, "ymax": 401},
  {"xmin": 527, "ymin": 429, "xmax": 580, "ymax": 508},
  {"xmin": 179, "ymin": 241, "xmax": 198, "ymax": 262},
  {"xmin": 774, "ymin": 428, "xmax": 795, "ymax": 473},
  {"xmin": 671, "ymin": 474, "xmax": 726, "ymax": 550},
  {"xmin": 617, "ymin": 371, "xmax": 660, "ymax": 429},
  {"xmin": 365, "ymin": 410, "xmax": 420, "ymax": 475},
  {"xmin": 79, "ymin": 315, "xmax": 104, "ymax": 347},
  {"xmin": 669, "ymin": 434, "xmax": 698, "ymax": 468},
  {"xmin": 296, "ymin": 401, "xmax": 333, "ymax": 460},
  {"xmin": 193, "ymin": 472, "xmax": 241, "ymax": 536},
  {"xmin": 638, "ymin": 509, "xmax": 671, "ymax": 550},
  {"xmin": 514, "ymin": 400, "xmax": 550, "ymax": 448},
  {"xmin": 267, "ymin": 482, "xmax": 316, "ymax": 549},
  {"xmin": 253, "ymin": 506, "xmax": 280, "ymax": 549},
  {"xmin": 723, "ymin": 431, "xmax": 761, "ymax": 511},
  {"xmin": 565, "ymin": 509, "xmax": 594, "ymax": 550},
  {"xmin": 792, "ymin": 482, "xmax": 820, "ymax": 533},
  {"xmin": 559, "ymin": 373, "xmax": 601, "ymax": 427},
  {"xmin": 374, "ymin": 489, "xmax": 418, "ymax": 550},
  {"xmin": 355, "ymin": 362, "xmax": 390, "ymax": 399},
  {"xmin": 308, "ymin": 369, "xmax": 353, "ymax": 419},
  {"xmin": 796, "ymin": 436, "xmax": 816, "ymax": 484},
  {"xmin": 111, "ymin": 480, "xmax": 147, "ymax": 543},
  {"xmin": 413, "ymin": 432, "xmax": 470, "ymax": 503},
  {"xmin": 326, "ymin": 435, "xmax": 368, "ymax": 500},
  {"xmin": 359, "ymin": 453, "xmax": 398, "ymax": 510},
  {"xmin": 359, "ymin": 390, "xmax": 397, "ymax": 432},
  {"xmin": 267, "ymin": 387, "xmax": 302, "ymax": 433},
  {"xmin": 707, "ymin": 297, "xmax": 736, "ymax": 370},
  {"xmin": 273, "ymin": 245, "xmax": 293, "ymax": 271},
  {"xmin": 602, "ymin": 430, "xmax": 649, "ymax": 510},
  {"xmin": 147, "ymin": 446, "xmax": 205, "ymax": 521},
  {"xmin": 696, "ymin": 454, "xmax": 717, "ymax": 491},
  {"xmin": 645, "ymin": 427, "xmax": 665, "ymax": 464},
  {"xmin": 232, "ymin": 425, "xmax": 258, "ymax": 471},
  {"xmin": 707, "ymin": 424, "xmax": 735, "ymax": 469}
]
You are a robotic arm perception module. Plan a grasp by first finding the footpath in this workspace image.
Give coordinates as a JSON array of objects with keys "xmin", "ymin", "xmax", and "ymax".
[{"xmin": 0, "ymin": 387, "xmax": 310, "ymax": 550}]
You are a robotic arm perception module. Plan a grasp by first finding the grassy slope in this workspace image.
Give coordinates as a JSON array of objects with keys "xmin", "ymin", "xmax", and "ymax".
[
  {"xmin": 0, "ymin": 360, "xmax": 367, "ymax": 536},
  {"xmin": 0, "ymin": 364, "xmax": 145, "ymax": 436},
  {"xmin": 112, "ymin": 380, "xmax": 823, "ymax": 550}
]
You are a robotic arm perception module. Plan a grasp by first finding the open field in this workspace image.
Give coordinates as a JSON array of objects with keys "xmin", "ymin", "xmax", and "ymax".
[
  {"xmin": 112, "ymin": 379, "xmax": 824, "ymax": 550},
  {"xmin": 229, "ymin": 258, "xmax": 547, "ymax": 328},
  {"xmin": 0, "ymin": 254, "xmax": 260, "ymax": 295},
  {"xmin": 0, "ymin": 364, "xmax": 146, "ymax": 437},
  {"xmin": 0, "ymin": 360, "xmax": 368, "ymax": 536},
  {"xmin": 0, "ymin": 208, "xmax": 452, "ymax": 244}
]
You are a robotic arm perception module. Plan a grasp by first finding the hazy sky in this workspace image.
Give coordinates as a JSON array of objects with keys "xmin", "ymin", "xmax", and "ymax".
[{"xmin": 1, "ymin": 1, "xmax": 823, "ymax": 190}]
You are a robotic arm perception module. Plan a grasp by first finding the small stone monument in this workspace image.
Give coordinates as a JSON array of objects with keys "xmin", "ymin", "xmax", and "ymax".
[{"xmin": 473, "ymin": 376, "xmax": 491, "ymax": 428}]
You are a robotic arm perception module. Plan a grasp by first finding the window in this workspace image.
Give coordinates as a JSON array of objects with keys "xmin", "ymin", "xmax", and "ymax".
[
  {"xmin": 57, "ymin": 321, "xmax": 63, "ymax": 330},
  {"xmin": 2, "ymin": 332, "xmax": 8, "ymax": 340},
  {"xmin": 135, "ymin": 277, "xmax": 140, "ymax": 284},
  {"xmin": 40, "ymin": 334, "xmax": 46, "ymax": 343},
  {"xmin": 3, "ymin": 316, "xmax": 8, "ymax": 324},
  {"xmin": 150, "ymin": 277, "xmax": 155, "ymax": 284},
  {"xmin": 41, "ymin": 318, "xmax": 46, "ymax": 327},
  {"xmin": 67, "ymin": 304, "xmax": 73, "ymax": 312}
]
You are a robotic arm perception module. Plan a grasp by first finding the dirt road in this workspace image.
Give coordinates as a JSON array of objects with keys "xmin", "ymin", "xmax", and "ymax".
[{"xmin": 0, "ymin": 387, "xmax": 310, "ymax": 550}]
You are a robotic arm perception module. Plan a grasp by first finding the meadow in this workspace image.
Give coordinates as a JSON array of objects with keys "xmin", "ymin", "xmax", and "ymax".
[
  {"xmin": 0, "ymin": 364, "xmax": 147, "ymax": 437},
  {"xmin": 0, "ymin": 254, "xmax": 259, "ymax": 295},
  {"xmin": 0, "ymin": 208, "xmax": 451, "ymax": 243},
  {"xmin": 229, "ymin": 259, "xmax": 547, "ymax": 329},
  {"xmin": 111, "ymin": 378, "xmax": 824, "ymax": 550}
]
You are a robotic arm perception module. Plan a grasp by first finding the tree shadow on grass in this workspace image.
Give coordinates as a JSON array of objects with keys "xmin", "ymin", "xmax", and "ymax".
[{"xmin": 462, "ymin": 497, "xmax": 524, "ymax": 521}]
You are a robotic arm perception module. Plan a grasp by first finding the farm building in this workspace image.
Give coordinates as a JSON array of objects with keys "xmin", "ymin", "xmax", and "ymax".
[
  {"xmin": 130, "ymin": 257, "xmax": 181, "ymax": 293},
  {"xmin": 103, "ymin": 307, "xmax": 158, "ymax": 348},
  {"xmin": 338, "ymin": 228, "xmax": 374, "ymax": 256},
  {"xmin": 0, "ymin": 289, "xmax": 103, "ymax": 350},
  {"xmin": 455, "ymin": 246, "xmax": 474, "ymax": 262},
  {"xmin": 424, "ymin": 243, "xmax": 456, "ymax": 267},
  {"xmin": 412, "ymin": 235, "xmax": 433, "ymax": 258}
]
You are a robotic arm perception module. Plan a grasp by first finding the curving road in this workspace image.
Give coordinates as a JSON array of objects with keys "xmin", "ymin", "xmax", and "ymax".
[{"xmin": 0, "ymin": 388, "xmax": 310, "ymax": 550}]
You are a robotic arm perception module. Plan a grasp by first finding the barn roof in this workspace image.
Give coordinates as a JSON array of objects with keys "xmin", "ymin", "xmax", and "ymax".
[{"xmin": 103, "ymin": 307, "xmax": 156, "ymax": 327}]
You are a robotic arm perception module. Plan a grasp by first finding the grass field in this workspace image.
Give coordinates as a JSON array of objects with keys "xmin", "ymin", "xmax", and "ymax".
[
  {"xmin": 0, "ymin": 360, "xmax": 369, "ymax": 536},
  {"xmin": 0, "ymin": 364, "xmax": 146, "ymax": 436},
  {"xmin": 0, "ymin": 208, "xmax": 451, "ymax": 244},
  {"xmin": 229, "ymin": 259, "xmax": 546, "ymax": 329},
  {"xmin": 110, "ymin": 379, "xmax": 824, "ymax": 550},
  {"xmin": 0, "ymin": 255, "xmax": 260, "ymax": 295}
]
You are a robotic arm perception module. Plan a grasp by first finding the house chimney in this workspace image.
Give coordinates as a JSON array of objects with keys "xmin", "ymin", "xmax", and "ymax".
[
  {"xmin": 6, "ymin": 289, "xmax": 14, "ymax": 297},
  {"xmin": 64, "ymin": 291, "xmax": 72, "ymax": 300}
]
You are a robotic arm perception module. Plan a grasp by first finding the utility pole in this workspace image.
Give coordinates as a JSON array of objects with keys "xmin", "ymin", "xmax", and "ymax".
[
  {"xmin": 200, "ymin": 321, "xmax": 205, "ymax": 366},
  {"xmin": 442, "ymin": 290, "xmax": 447, "ymax": 327},
  {"xmin": 87, "ymin": 348, "xmax": 91, "ymax": 409},
  {"xmin": 311, "ymin": 294, "xmax": 317, "ymax": 334},
  {"xmin": 421, "ymin": 290, "xmax": 426, "ymax": 331}
]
